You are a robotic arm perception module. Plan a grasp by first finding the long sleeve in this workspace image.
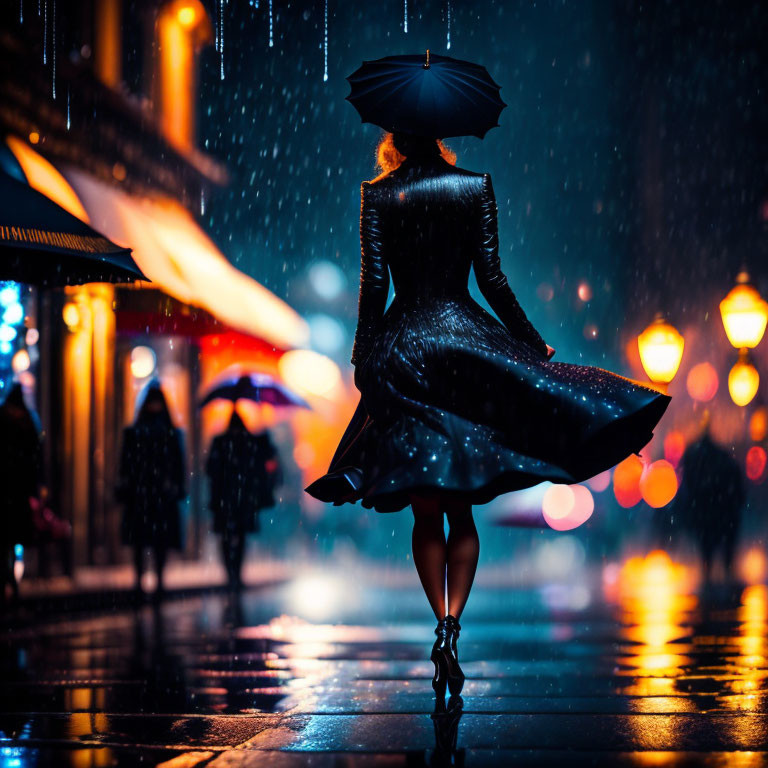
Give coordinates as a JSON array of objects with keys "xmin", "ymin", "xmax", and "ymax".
[
  {"xmin": 473, "ymin": 173, "xmax": 547, "ymax": 357},
  {"xmin": 351, "ymin": 182, "xmax": 390, "ymax": 367}
]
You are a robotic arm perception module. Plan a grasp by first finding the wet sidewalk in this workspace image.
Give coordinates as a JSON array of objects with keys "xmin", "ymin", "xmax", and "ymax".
[{"xmin": 2, "ymin": 560, "xmax": 768, "ymax": 766}]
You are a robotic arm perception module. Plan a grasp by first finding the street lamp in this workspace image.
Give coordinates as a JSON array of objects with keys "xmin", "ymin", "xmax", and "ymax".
[
  {"xmin": 728, "ymin": 349, "xmax": 760, "ymax": 407},
  {"xmin": 637, "ymin": 316, "xmax": 685, "ymax": 384},
  {"xmin": 720, "ymin": 272, "xmax": 768, "ymax": 350}
]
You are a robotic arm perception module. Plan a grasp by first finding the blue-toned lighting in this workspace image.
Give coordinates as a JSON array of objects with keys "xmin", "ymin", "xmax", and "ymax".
[
  {"xmin": 0, "ymin": 284, "xmax": 19, "ymax": 308},
  {"xmin": 0, "ymin": 325, "xmax": 17, "ymax": 343},
  {"xmin": 2, "ymin": 302, "xmax": 23, "ymax": 325},
  {"xmin": 14, "ymin": 544, "xmax": 23, "ymax": 559},
  {"xmin": 0, "ymin": 342, "xmax": 11, "ymax": 355}
]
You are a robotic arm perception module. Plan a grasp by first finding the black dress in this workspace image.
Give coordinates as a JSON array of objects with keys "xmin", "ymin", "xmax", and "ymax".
[{"xmin": 306, "ymin": 155, "xmax": 670, "ymax": 513}]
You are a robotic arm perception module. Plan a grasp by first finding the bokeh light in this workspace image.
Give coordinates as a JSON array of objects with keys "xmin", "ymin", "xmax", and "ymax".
[
  {"xmin": 613, "ymin": 454, "xmax": 645, "ymax": 508},
  {"xmin": 577, "ymin": 282, "xmax": 592, "ymax": 302},
  {"xmin": 130, "ymin": 346, "xmax": 157, "ymax": 379},
  {"xmin": 663, "ymin": 431, "xmax": 686, "ymax": 468},
  {"xmin": 542, "ymin": 484, "xmax": 594, "ymax": 531},
  {"xmin": 586, "ymin": 470, "xmax": 611, "ymax": 492},
  {"xmin": 685, "ymin": 362, "xmax": 718, "ymax": 402},
  {"xmin": 639, "ymin": 460, "xmax": 678, "ymax": 508},
  {"xmin": 749, "ymin": 407, "xmax": 768, "ymax": 442},
  {"xmin": 278, "ymin": 349, "xmax": 341, "ymax": 397},
  {"xmin": 746, "ymin": 446, "xmax": 767, "ymax": 483},
  {"xmin": 308, "ymin": 260, "xmax": 346, "ymax": 301},
  {"xmin": 11, "ymin": 349, "xmax": 30, "ymax": 374}
]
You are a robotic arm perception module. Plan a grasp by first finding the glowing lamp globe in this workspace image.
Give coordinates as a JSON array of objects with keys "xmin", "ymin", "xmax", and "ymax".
[
  {"xmin": 728, "ymin": 351, "xmax": 759, "ymax": 407},
  {"xmin": 613, "ymin": 454, "xmax": 645, "ymax": 508},
  {"xmin": 719, "ymin": 274, "xmax": 768, "ymax": 350},
  {"xmin": 639, "ymin": 460, "xmax": 678, "ymax": 508},
  {"xmin": 637, "ymin": 318, "xmax": 684, "ymax": 384}
]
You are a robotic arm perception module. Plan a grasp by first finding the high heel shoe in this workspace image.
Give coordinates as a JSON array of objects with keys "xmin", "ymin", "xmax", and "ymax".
[{"xmin": 430, "ymin": 614, "xmax": 465, "ymax": 696}]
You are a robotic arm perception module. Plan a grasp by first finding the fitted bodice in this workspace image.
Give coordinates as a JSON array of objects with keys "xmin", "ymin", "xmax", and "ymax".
[{"xmin": 350, "ymin": 157, "xmax": 548, "ymax": 366}]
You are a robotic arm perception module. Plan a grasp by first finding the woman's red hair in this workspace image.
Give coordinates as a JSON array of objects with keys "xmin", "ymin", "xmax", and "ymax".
[{"xmin": 374, "ymin": 133, "xmax": 457, "ymax": 180}]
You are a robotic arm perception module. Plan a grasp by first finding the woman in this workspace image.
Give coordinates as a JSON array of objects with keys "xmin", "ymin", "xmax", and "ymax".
[
  {"xmin": 118, "ymin": 384, "xmax": 186, "ymax": 599},
  {"xmin": 306, "ymin": 130, "xmax": 669, "ymax": 696},
  {"xmin": 206, "ymin": 410, "xmax": 280, "ymax": 590}
]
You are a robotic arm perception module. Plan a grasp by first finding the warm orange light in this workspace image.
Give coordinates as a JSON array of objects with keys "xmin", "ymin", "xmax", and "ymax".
[
  {"xmin": 613, "ymin": 454, "xmax": 645, "ymax": 508},
  {"xmin": 639, "ymin": 460, "xmax": 678, "ymax": 508},
  {"xmin": 637, "ymin": 318, "xmax": 684, "ymax": 384},
  {"xmin": 577, "ymin": 282, "xmax": 592, "ymax": 302},
  {"xmin": 720, "ymin": 273, "xmax": 768, "ymax": 350},
  {"xmin": 130, "ymin": 346, "xmax": 156, "ymax": 379},
  {"xmin": 177, "ymin": 4, "xmax": 197, "ymax": 27},
  {"xmin": 746, "ymin": 446, "xmax": 767, "ymax": 483},
  {"xmin": 7, "ymin": 136, "xmax": 89, "ymax": 222},
  {"xmin": 278, "ymin": 349, "xmax": 341, "ymax": 397},
  {"xmin": 28, "ymin": 131, "xmax": 40, "ymax": 144},
  {"xmin": 11, "ymin": 349, "xmax": 30, "ymax": 373},
  {"xmin": 728, "ymin": 350, "xmax": 760, "ymax": 407},
  {"xmin": 663, "ymin": 431, "xmax": 686, "ymax": 468},
  {"xmin": 740, "ymin": 547, "xmax": 767, "ymax": 585},
  {"xmin": 62, "ymin": 302, "xmax": 81, "ymax": 330},
  {"xmin": 749, "ymin": 407, "xmax": 768, "ymax": 442},
  {"xmin": 685, "ymin": 362, "xmax": 718, "ymax": 402}
]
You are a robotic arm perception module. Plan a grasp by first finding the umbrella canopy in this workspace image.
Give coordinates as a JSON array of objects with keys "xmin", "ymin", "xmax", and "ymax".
[
  {"xmin": 200, "ymin": 373, "xmax": 310, "ymax": 409},
  {"xmin": 346, "ymin": 51, "xmax": 506, "ymax": 139},
  {"xmin": 0, "ymin": 172, "xmax": 146, "ymax": 286}
]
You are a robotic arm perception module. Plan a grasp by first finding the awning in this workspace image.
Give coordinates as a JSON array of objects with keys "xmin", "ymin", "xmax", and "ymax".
[
  {"xmin": 5, "ymin": 136, "xmax": 308, "ymax": 350},
  {"xmin": 64, "ymin": 169, "xmax": 308, "ymax": 350}
]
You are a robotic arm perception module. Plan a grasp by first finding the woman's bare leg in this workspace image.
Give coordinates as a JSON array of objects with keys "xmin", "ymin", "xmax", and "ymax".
[
  {"xmin": 445, "ymin": 500, "xmax": 478, "ymax": 620},
  {"xmin": 411, "ymin": 494, "xmax": 447, "ymax": 620}
]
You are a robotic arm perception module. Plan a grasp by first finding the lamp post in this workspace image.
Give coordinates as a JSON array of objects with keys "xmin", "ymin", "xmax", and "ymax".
[
  {"xmin": 637, "ymin": 316, "xmax": 685, "ymax": 386},
  {"xmin": 720, "ymin": 272, "xmax": 768, "ymax": 407}
]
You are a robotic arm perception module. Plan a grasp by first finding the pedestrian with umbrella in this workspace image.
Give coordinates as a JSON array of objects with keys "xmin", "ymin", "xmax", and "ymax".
[
  {"xmin": 202, "ymin": 374, "xmax": 304, "ymax": 590},
  {"xmin": 306, "ymin": 51, "xmax": 670, "ymax": 698}
]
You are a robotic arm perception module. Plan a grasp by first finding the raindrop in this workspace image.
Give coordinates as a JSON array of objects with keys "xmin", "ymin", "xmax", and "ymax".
[
  {"xmin": 446, "ymin": 1, "xmax": 451, "ymax": 49},
  {"xmin": 42, "ymin": 0, "xmax": 47, "ymax": 64},
  {"xmin": 200, "ymin": 188, "xmax": 205, "ymax": 215},
  {"xmin": 268, "ymin": 0, "xmax": 273, "ymax": 47},
  {"xmin": 323, "ymin": 0, "xmax": 328, "ymax": 82},
  {"xmin": 403, "ymin": 0, "xmax": 408, "ymax": 33},
  {"xmin": 51, "ymin": 0, "xmax": 56, "ymax": 98},
  {"xmin": 220, "ymin": 0, "xmax": 225, "ymax": 80},
  {"xmin": 66, "ymin": 86, "xmax": 70, "ymax": 129},
  {"xmin": 19, "ymin": 0, "xmax": 23, "ymax": 23}
]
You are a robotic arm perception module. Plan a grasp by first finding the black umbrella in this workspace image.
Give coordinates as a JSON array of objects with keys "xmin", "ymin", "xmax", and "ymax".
[
  {"xmin": 346, "ymin": 51, "xmax": 506, "ymax": 139},
  {"xmin": 0, "ymin": 172, "xmax": 147, "ymax": 286},
  {"xmin": 200, "ymin": 373, "xmax": 310, "ymax": 409}
]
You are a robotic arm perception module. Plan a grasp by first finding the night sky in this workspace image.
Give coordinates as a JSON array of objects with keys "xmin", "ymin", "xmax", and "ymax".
[{"xmin": 197, "ymin": 0, "xmax": 768, "ymax": 368}]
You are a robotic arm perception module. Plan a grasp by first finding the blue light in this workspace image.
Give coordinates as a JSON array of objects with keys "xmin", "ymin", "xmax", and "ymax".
[
  {"xmin": 0, "ymin": 342, "xmax": 11, "ymax": 355},
  {"xmin": 14, "ymin": 544, "xmax": 23, "ymax": 559},
  {"xmin": 0, "ymin": 325, "xmax": 17, "ymax": 343},
  {"xmin": 2, "ymin": 302, "xmax": 23, "ymax": 325},
  {"xmin": 0, "ymin": 284, "xmax": 19, "ymax": 308}
]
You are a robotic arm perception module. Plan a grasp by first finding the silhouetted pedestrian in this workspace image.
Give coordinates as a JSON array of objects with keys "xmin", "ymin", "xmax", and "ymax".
[
  {"xmin": 118, "ymin": 384, "xmax": 186, "ymax": 599},
  {"xmin": 0, "ymin": 384, "xmax": 41, "ymax": 605},
  {"xmin": 677, "ymin": 430, "xmax": 745, "ymax": 584},
  {"xmin": 206, "ymin": 411, "xmax": 279, "ymax": 590}
]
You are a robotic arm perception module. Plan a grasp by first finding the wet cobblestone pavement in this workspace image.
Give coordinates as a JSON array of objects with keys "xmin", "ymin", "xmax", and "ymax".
[{"xmin": 3, "ymin": 561, "xmax": 768, "ymax": 766}]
